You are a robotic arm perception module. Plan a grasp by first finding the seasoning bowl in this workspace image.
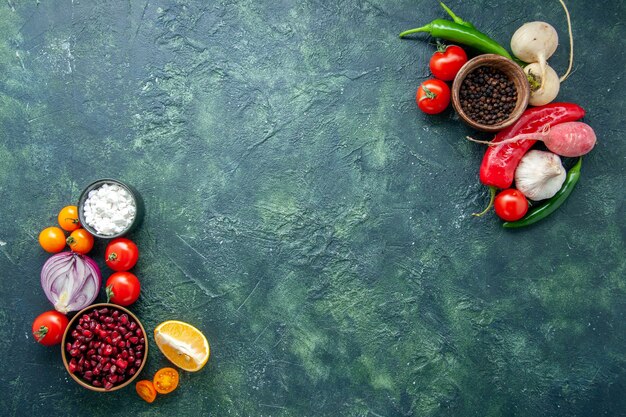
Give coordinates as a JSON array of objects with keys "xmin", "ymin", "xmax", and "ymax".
[
  {"xmin": 61, "ymin": 303, "xmax": 148, "ymax": 392},
  {"xmin": 451, "ymin": 54, "xmax": 530, "ymax": 132},
  {"xmin": 77, "ymin": 178, "xmax": 144, "ymax": 239}
]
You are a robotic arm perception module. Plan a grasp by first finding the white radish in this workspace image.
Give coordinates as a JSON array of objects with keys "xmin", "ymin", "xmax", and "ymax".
[
  {"xmin": 466, "ymin": 122, "xmax": 596, "ymax": 157},
  {"xmin": 524, "ymin": 62, "xmax": 560, "ymax": 106},
  {"xmin": 511, "ymin": 22, "xmax": 558, "ymax": 90}
]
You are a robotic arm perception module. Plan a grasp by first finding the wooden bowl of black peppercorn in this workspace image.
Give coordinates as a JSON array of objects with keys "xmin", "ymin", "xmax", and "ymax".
[{"xmin": 452, "ymin": 54, "xmax": 530, "ymax": 132}]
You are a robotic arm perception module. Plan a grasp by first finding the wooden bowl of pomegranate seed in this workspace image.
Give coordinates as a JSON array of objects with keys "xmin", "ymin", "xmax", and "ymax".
[{"xmin": 61, "ymin": 303, "xmax": 148, "ymax": 392}]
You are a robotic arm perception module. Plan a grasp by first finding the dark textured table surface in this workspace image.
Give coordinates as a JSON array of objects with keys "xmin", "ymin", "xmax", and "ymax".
[{"xmin": 1, "ymin": 1, "xmax": 625, "ymax": 416}]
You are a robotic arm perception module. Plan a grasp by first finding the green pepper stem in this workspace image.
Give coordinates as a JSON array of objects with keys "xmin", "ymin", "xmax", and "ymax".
[
  {"xmin": 473, "ymin": 186, "xmax": 497, "ymax": 217},
  {"xmin": 439, "ymin": 2, "xmax": 474, "ymax": 28},
  {"xmin": 399, "ymin": 24, "xmax": 432, "ymax": 38}
]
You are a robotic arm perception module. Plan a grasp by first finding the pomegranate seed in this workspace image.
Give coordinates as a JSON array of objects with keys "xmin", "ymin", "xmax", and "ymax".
[
  {"xmin": 139, "ymin": 338, "xmax": 145, "ymax": 344},
  {"xmin": 108, "ymin": 374, "xmax": 118, "ymax": 384},
  {"xmin": 120, "ymin": 314, "xmax": 129, "ymax": 325},
  {"xmin": 104, "ymin": 381, "xmax": 114, "ymax": 390},
  {"xmin": 76, "ymin": 324, "xmax": 83, "ymax": 332},
  {"xmin": 111, "ymin": 337, "xmax": 121, "ymax": 345},
  {"xmin": 84, "ymin": 361, "xmax": 91, "ymax": 370},
  {"xmin": 106, "ymin": 323, "xmax": 116, "ymax": 329},
  {"xmin": 83, "ymin": 371, "xmax": 93, "ymax": 380},
  {"xmin": 124, "ymin": 332, "xmax": 131, "ymax": 340},
  {"xmin": 135, "ymin": 329, "xmax": 143, "ymax": 337},
  {"xmin": 68, "ymin": 360, "xmax": 77, "ymax": 373},
  {"xmin": 70, "ymin": 348, "xmax": 80, "ymax": 357},
  {"xmin": 87, "ymin": 349, "xmax": 96, "ymax": 356},
  {"xmin": 118, "ymin": 340, "xmax": 126, "ymax": 348},
  {"xmin": 99, "ymin": 308, "xmax": 109, "ymax": 314},
  {"xmin": 135, "ymin": 351, "xmax": 143, "ymax": 359},
  {"xmin": 66, "ymin": 343, "xmax": 72, "ymax": 352},
  {"xmin": 115, "ymin": 359, "xmax": 128, "ymax": 369},
  {"xmin": 93, "ymin": 310, "xmax": 99, "ymax": 318},
  {"xmin": 71, "ymin": 330, "xmax": 79, "ymax": 338},
  {"xmin": 103, "ymin": 317, "xmax": 113, "ymax": 324},
  {"xmin": 92, "ymin": 379, "xmax": 102, "ymax": 387},
  {"xmin": 98, "ymin": 330, "xmax": 108, "ymax": 339},
  {"xmin": 93, "ymin": 368, "xmax": 101, "ymax": 376},
  {"xmin": 118, "ymin": 326, "xmax": 128, "ymax": 335},
  {"xmin": 83, "ymin": 329, "xmax": 93, "ymax": 338},
  {"xmin": 103, "ymin": 363, "xmax": 111, "ymax": 372},
  {"xmin": 93, "ymin": 341, "xmax": 102, "ymax": 348},
  {"xmin": 128, "ymin": 336, "xmax": 138, "ymax": 345},
  {"xmin": 82, "ymin": 314, "xmax": 90, "ymax": 322},
  {"xmin": 128, "ymin": 322, "xmax": 137, "ymax": 331},
  {"xmin": 128, "ymin": 368, "xmax": 136, "ymax": 376},
  {"xmin": 105, "ymin": 336, "xmax": 112, "ymax": 344},
  {"xmin": 121, "ymin": 351, "xmax": 129, "ymax": 359},
  {"xmin": 79, "ymin": 344, "xmax": 87, "ymax": 352},
  {"xmin": 91, "ymin": 360, "xmax": 97, "ymax": 368},
  {"xmin": 110, "ymin": 364, "xmax": 117, "ymax": 374},
  {"xmin": 134, "ymin": 359, "xmax": 142, "ymax": 368},
  {"xmin": 78, "ymin": 357, "xmax": 85, "ymax": 366},
  {"xmin": 102, "ymin": 345, "xmax": 114, "ymax": 356},
  {"xmin": 135, "ymin": 344, "xmax": 144, "ymax": 352},
  {"xmin": 89, "ymin": 321, "xmax": 96, "ymax": 330},
  {"xmin": 112, "ymin": 310, "xmax": 119, "ymax": 318},
  {"xmin": 127, "ymin": 355, "xmax": 134, "ymax": 362}
]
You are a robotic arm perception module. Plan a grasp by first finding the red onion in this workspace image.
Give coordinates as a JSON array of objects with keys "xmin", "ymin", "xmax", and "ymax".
[{"xmin": 41, "ymin": 252, "xmax": 101, "ymax": 313}]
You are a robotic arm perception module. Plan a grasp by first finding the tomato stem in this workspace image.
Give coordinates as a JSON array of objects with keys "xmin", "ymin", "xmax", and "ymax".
[
  {"xmin": 421, "ymin": 86, "xmax": 437, "ymax": 100},
  {"xmin": 107, "ymin": 253, "xmax": 118, "ymax": 262},
  {"xmin": 66, "ymin": 236, "xmax": 75, "ymax": 245},
  {"xmin": 106, "ymin": 285, "xmax": 114, "ymax": 303},
  {"xmin": 473, "ymin": 186, "xmax": 497, "ymax": 217},
  {"xmin": 34, "ymin": 325, "xmax": 48, "ymax": 341},
  {"xmin": 436, "ymin": 40, "xmax": 448, "ymax": 53}
]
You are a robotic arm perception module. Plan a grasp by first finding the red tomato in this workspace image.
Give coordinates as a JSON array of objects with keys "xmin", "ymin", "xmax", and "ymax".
[
  {"xmin": 429, "ymin": 45, "xmax": 468, "ymax": 81},
  {"xmin": 106, "ymin": 272, "xmax": 141, "ymax": 306},
  {"xmin": 416, "ymin": 79, "xmax": 450, "ymax": 115},
  {"xmin": 105, "ymin": 238, "xmax": 139, "ymax": 271},
  {"xmin": 494, "ymin": 189, "xmax": 528, "ymax": 221},
  {"xmin": 32, "ymin": 311, "xmax": 69, "ymax": 346}
]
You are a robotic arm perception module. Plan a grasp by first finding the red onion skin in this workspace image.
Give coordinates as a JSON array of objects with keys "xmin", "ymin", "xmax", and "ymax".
[{"xmin": 41, "ymin": 252, "xmax": 101, "ymax": 313}]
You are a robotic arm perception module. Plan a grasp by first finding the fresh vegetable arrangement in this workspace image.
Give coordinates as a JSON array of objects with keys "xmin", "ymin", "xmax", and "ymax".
[
  {"xmin": 400, "ymin": 2, "xmax": 594, "ymax": 227},
  {"xmin": 31, "ymin": 180, "xmax": 210, "ymax": 399}
]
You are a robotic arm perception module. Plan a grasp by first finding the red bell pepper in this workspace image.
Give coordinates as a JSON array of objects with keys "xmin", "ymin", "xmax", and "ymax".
[{"xmin": 480, "ymin": 103, "xmax": 586, "ymax": 189}]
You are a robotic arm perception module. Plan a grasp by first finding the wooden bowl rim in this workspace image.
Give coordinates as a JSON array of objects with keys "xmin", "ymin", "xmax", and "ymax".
[
  {"xmin": 451, "ymin": 54, "xmax": 530, "ymax": 133},
  {"xmin": 61, "ymin": 303, "xmax": 148, "ymax": 392}
]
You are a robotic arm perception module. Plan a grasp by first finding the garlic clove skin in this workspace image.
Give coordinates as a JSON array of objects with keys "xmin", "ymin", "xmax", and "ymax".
[{"xmin": 515, "ymin": 150, "xmax": 566, "ymax": 201}]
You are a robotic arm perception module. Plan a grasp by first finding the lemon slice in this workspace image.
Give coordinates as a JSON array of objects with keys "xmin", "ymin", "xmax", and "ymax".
[{"xmin": 154, "ymin": 320, "xmax": 210, "ymax": 372}]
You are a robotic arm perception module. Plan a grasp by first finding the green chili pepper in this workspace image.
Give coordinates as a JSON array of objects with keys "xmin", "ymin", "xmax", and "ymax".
[
  {"xmin": 503, "ymin": 158, "xmax": 582, "ymax": 228},
  {"xmin": 399, "ymin": 3, "xmax": 512, "ymax": 60}
]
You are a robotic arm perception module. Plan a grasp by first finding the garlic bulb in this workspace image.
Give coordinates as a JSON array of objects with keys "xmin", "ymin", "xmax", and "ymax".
[{"xmin": 515, "ymin": 150, "xmax": 566, "ymax": 201}]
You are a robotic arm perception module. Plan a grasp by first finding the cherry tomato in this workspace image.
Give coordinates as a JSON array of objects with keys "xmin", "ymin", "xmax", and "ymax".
[
  {"xmin": 57, "ymin": 205, "xmax": 81, "ymax": 231},
  {"xmin": 136, "ymin": 380, "xmax": 157, "ymax": 403},
  {"xmin": 416, "ymin": 79, "xmax": 450, "ymax": 115},
  {"xmin": 429, "ymin": 44, "xmax": 468, "ymax": 81},
  {"xmin": 39, "ymin": 227, "xmax": 66, "ymax": 253},
  {"xmin": 32, "ymin": 310, "xmax": 69, "ymax": 346},
  {"xmin": 66, "ymin": 228, "xmax": 94, "ymax": 254},
  {"xmin": 494, "ymin": 189, "xmax": 529, "ymax": 221},
  {"xmin": 105, "ymin": 238, "xmax": 139, "ymax": 271},
  {"xmin": 153, "ymin": 367, "xmax": 179, "ymax": 394},
  {"xmin": 106, "ymin": 272, "xmax": 141, "ymax": 306}
]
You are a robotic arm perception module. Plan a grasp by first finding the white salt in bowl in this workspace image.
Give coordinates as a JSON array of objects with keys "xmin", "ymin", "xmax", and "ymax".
[{"xmin": 77, "ymin": 179, "xmax": 144, "ymax": 239}]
